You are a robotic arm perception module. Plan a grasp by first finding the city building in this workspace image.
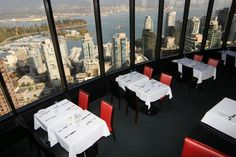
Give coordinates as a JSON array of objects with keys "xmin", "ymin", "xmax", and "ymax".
[
  {"xmin": 186, "ymin": 17, "xmax": 200, "ymax": 36},
  {"xmin": 0, "ymin": 89, "xmax": 11, "ymax": 116},
  {"xmin": 184, "ymin": 34, "xmax": 203, "ymax": 52},
  {"xmin": 144, "ymin": 16, "xmax": 153, "ymax": 32},
  {"xmin": 164, "ymin": 11, "xmax": 176, "ymax": 36},
  {"xmin": 112, "ymin": 33, "xmax": 130, "ymax": 68},
  {"xmin": 0, "ymin": 60, "xmax": 21, "ymax": 109},
  {"xmin": 28, "ymin": 45, "xmax": 46, "ymax": 75},
  {"xmin": 228, "ymin": 12, "xmax": 236, "ymax": 42},
  {"xmin": 42, "ymin": 38, "xmax": 61, "ymax": 87},
  {"xmin": 141, "ymin": 16, "xmax": 156, "ymax": 60},
  {"xmin": 206, "ymin": 17, "xmax": 222, "ymax": 48},
  {"xmin": 58, "ymin": 36, "xmax": 71, "ymax": 67},
  {"xmin": 217, "ymin": 7, "xmax": 229, "ymax": 29},
  {"xmin": 82, "ymin": 33, "xmax": 96, "ymax": 60}
]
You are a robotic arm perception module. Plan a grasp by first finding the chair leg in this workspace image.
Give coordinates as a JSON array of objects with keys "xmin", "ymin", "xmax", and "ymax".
[
  {"xmin": 28, "ymin": 137, "xmax": 33, "ymax": 151},
  {"xmin": 112, "ymin": 130, "xmax": 116, "ymax": 141},
  {"xmin": 168, "ymin": 98, "xmax": 171, "ymax": 104},
  {"xmin": 125, "ymin": 105, "xmax": 128, "ymax": 115},
  {"xmin": 135, "ymin": 111, "xmax": 138, "ymax": 124},
  {"xmin": 118, "ymin": 98, "xmax": 121, "ymax": 110},
  {"xmin": 37, "ymin": 146, "xmax": 41, "ymax": 157},
  {"xmin": 111, "ymin": 94, "xmax": 113, "ymax": 103}
]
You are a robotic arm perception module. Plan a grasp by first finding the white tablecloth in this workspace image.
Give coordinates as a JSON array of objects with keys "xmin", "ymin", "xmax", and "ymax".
[
  {"xmin": 128, "ymin": 79, "xmax": 172, "ymax": 109},
  {"xmin": 201, "ymin": 98, "xmax": 236, "ymax": 139},
  {"xmin": 115, "ymin": 71, "xmax": 149, "ymax": 91},
  {"xmin": 173, "ymin": 58, "xmax": 216, "ymax": 84},
  {"xmin": 219, "ymin": 50, "xmax": 236, "ymax": 67},
  {"xmin": 34, "ymin": 99, "xmax": 83, "ymax": 147},
  {"xmin": 52, "ymin": 110, "xmax": 110, "ymax": 157}
]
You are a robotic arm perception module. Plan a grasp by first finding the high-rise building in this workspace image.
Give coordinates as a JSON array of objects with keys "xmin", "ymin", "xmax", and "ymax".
[
  {"xmin": 206, "ymin": 18, "xmax": 222, "ymax": 48},
  {"xmin": 186, "ymin": 17, "xmax": 200, "ymax": 36},
  {"xmin": 28, "ymin": 45, "xmax": 46, "ymax": 75},
  {"xmin": 0, "ymin": 60, "xmax": 21, "ymax": 111},
  {"xmin": 112, "ymin": 33, "xmax": 130, "ymax": 68},
  {"xmin": 217, "ymin": 7, "xmax": 229, "ymax": 29},
  {"xmin": 42, "ymin": 38, "xmax": 61, "ymax": 87},
  {"xmin": 200, "ymin": 16, "xmax": 206, "ymax": 34},
  {"xmin": 184, "ymin": 34, "xmax": 202, "ymax": 53},
  {"xmin": 58, "ymin": 36, "xmax": 71, "ymax": 67},
  {"xmin": 165, "ymin": 11, "xmax": 176, "ymax": 36},
  {"xmin": 175, "ymin": 20, "xmax": 183, "ymax": 45},
  {"xmin": 0, "ymin": 88, "xmax": 11, "ymax": 116},
  {"xmin": 144, "ymin": 16, "xmax": 153, "ymax": 32},
  {"xmin": 82, "ymin": 33, "xmax": 96, "ymax": 60},
  {"xmin": 142, "ymin": 30, "xmax": 156, "ymax": 60},
  {"xmin": 228, "ymin": 13, "xmax": 236, "ymax": 42}
]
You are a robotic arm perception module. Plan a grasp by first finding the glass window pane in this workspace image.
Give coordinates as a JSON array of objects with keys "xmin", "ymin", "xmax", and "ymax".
[
  {"xmin": 161, "ymin": 0, "xmax": 185, "ymax": 58},
  {"xmin": 227, "ymin": 8, "xmax": 236, "ymax": 46},
  {"xmin": 0, "ymin": 86, "xmax": 12, "ymax": 116},
  {"xmin": 135, "ymin": 0, "xmax": 159, "ymax": 64},
  {"xmin": 0, "ymin": 1, "xmax": 62, "ymax": 108},
  {"xmin": 51, "ymin": 0, "xmax": 100, "ymax": 85},
  {"xmin": 100, "ymin": 0, "xmax": 130, "ymax": 72},
  {"xmin": 205, "ymin": 0, "xmax": 232, "ymax": 49},
  {"xmin": 183, "ymin": 0, "xmax": 208, "ymax": 53}
]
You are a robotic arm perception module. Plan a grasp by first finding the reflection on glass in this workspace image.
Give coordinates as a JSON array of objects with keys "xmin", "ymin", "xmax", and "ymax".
[
  {"xmin": 205, "ymin": 0, "xmax": 232, "ymax": 49},
  {"xmin": 100, "ymin": 0, "xmax": 130, "ymax": 72},
  {"xmin": 227, "ymin": 8, "xmax": 236, "ymax": 46},
  {"xmin": 0, "ymin": 86, "xmax": 11, "ymax": 116},
  {"xmin": 135, "ymin": 0, "xmax": 159, "ymax": 64},
  {"xmin": 183, "ymin": 0, "xmax": 208, "ymax": 53},
  {"xmin": 0, "ymin": 1, "xmax": 62, "ymax": 108},
  {"xmin": 161, "ymin": 0, "xmax": 185, "ymax": 58},
  {"xmin": 51, "ymin": 0, "xmax": 100, "ymax": 85}
]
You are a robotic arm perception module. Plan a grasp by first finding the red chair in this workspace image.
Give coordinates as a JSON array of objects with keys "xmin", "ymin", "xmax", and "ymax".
[
  {"xmin": 143, "ymin": 66, "xmax": 153, "ymax": 80},
  {"xmin": 160, "ymin": 73, "xmax": 172, "ymax": 86},
  {"xmin": 181, "ymin": 137, "xmax": 230, "ymax": 157},
  {"xmin": 78, "ymin": 90, "xmax": 89, "ymax": 110},
  {"xmin": 193, "ymin": 54, "xmax": 203, "ymax": 62},
  {"xmin": 208, "ymin": 58, "xmax": 219, "ymax": 67},
  {"xmin": 159, "ymin": 73, "xmax": 172, "ymax": 103},
  {"xmin": 100, "ymin": 100, "xmax": 116, "ymax": 141}
]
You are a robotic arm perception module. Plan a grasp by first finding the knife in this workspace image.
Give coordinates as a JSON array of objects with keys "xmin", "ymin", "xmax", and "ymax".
[{"xmin": 64, "ymin": 130, "xmax": 76, "ymax": 138}]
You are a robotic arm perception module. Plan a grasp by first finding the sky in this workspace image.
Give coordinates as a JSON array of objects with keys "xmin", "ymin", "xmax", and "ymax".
[{"xmin": 0, "ymin": 0, "xmax": 232, "ymax": 17}]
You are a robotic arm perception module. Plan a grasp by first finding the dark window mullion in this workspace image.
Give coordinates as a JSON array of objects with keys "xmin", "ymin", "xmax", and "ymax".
[
  {"xmin": 200, "ymin": 0, "xmax": 214, "ymax": 52},
  {"xmin": 93, "ymin": 0, "xmax": 105, "ymax": 76},
  {"xmin": 179, "ymin": 0, "xmax": 191, "ymax": 56},
  {"xmin": 155, "ymin": 0, "xmax": 164, "ymax": 60},
  {"xmin": 130, "ymin": 0, "xmax": 135, "ymax": 69}
]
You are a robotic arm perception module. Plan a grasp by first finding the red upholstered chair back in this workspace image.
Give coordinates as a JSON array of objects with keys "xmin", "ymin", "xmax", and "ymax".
[
  {"xmin": 100, "ymin": 100, "xmax": 113, "ymax": 132},
  {"xmin": 160, "ymin": 73, "xmax": 172, "ymax": 86},
  {"xmin": 78, "ymin": 90, "xmax": 89, "ymax": 110},
  {"xmin": 193, "ymin": 54, "xmax": 203, "ymax": 62},
  {"xmin": 143, "ymin": 66, "xmax": 153, "ymax": 80},
  {"xmin": 181, "ymin": 137, "xmax": 230, "ymax": 157},
  {"xmin": 208, "ymin": 58, "xmax": 219, "ymax": 67}
]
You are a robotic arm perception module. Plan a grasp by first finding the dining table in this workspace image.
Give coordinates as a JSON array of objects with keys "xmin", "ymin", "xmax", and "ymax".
[
  {"xmin": 173, "ymin": 57, "xmax": 216, "ymax": 84},
  {"xmin": 219, "ymin": 50, "xmax": 236, "ymax": 67},
  {"xmin": 201, "ymin": 97, "xmax": 236, "ymax": 139},
  {"xmin": 187, "ymin": 97, "xmax": 236, "ymax": 156},
  {"xmin": 115, "ymin": 71, "xmax": 149, "ymax": 91},
  {"xmin": 116, "ymin": 71, "xmax": 173, "ymax": 115},
  {"xmin": 34, "ymin": 99, "xmax": 110, "ymax": 157},
  {"xmin": 128, "ymin": 79, "xmax": 172, "ymax": 109}
]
